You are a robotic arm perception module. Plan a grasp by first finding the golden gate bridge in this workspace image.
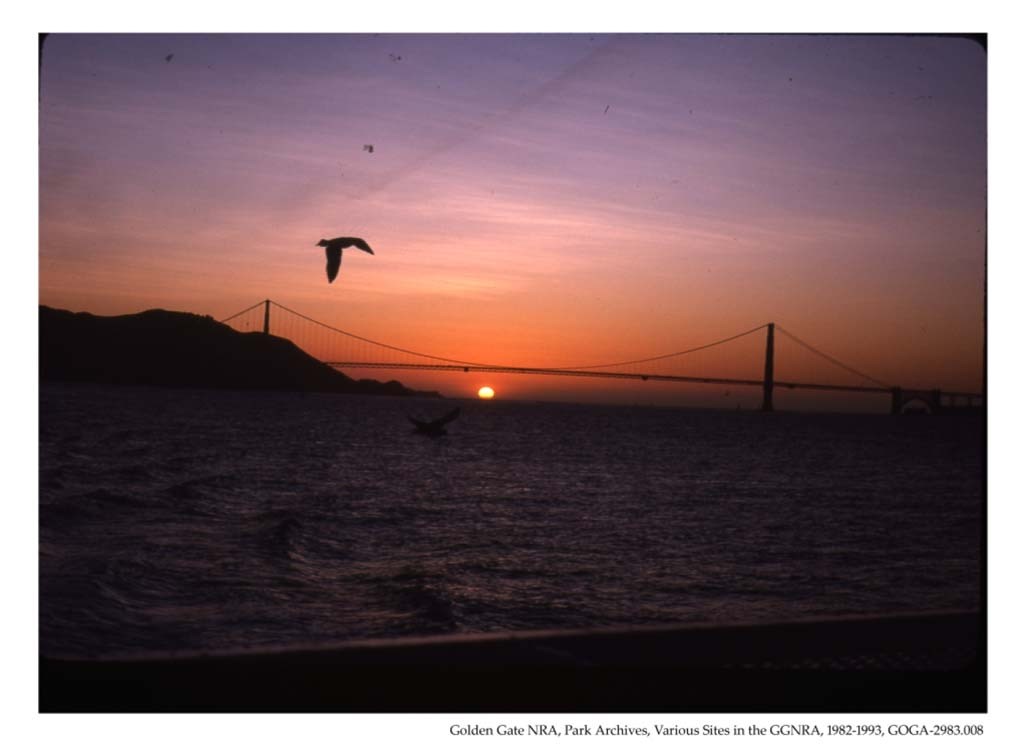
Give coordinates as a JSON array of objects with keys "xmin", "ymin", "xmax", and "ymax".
[{"xmin": 222, "ymin": 300, "xmax": 982, "ymax": 414}]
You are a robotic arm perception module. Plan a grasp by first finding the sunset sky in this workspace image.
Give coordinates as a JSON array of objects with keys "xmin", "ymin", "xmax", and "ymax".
[
  {"xmin": 38, "ymin": 33, "xmax": 986, "ymax": 406},
  {"xmin": 13, "ymin": 3, "xmax": 1020, "ymax": 739}
]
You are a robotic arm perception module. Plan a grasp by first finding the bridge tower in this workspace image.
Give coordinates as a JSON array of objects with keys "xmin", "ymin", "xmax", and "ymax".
[
  {"xmin": 762, "ymin": 322, "xmax": 774, "ymax": 412},
  {"xmin": 263, "ymin": 299, "xmax": 271, "ymax": 335}
]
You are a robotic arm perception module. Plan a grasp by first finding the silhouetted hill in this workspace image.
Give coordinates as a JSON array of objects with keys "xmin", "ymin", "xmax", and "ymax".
[{"xmin": 39, "ymin": 306, "xmax": 427, "ymax": 397}]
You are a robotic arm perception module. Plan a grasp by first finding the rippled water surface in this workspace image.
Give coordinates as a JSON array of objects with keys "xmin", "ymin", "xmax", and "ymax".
[{"xmin": 39, "ymin": 384, "xmax": 983, "ymax": 657}]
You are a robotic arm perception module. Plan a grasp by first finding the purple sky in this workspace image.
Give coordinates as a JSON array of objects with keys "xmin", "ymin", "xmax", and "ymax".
[{"xmin": 39, "ymin": 34, "xmax": 986, "ymax": 404}]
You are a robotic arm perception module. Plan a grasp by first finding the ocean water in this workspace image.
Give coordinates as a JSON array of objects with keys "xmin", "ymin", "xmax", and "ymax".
[{"xmin": 39, "ymin": 383, "xmax": 983, "ymax": 658}]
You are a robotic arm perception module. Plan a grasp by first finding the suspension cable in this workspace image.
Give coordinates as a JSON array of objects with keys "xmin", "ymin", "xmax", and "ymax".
[
  {"xmin": 223, "ymin": 301, "xmax": 865, "ymax": 383},
  {"xmin": 553, "ymin": 323, "xmax": 769, "ymax": 370},
  {"xmin": 219, "ymin": 300, "xmax": 267, "ymax": 324},
  {"xmin": 268, "ymin": 301, "xmax": 503, "ymax": 367},
  {"xmin": 272, "ymin": 300, "xmax": 770, "ymax": 371},
  {"xmin": 776, "ymin": 325, "xmax": 890, "ymax": 388}
]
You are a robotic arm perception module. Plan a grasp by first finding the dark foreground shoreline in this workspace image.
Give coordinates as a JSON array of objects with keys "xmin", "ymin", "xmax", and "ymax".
[{"xmin": 41, "ymin": 610, "xmax": 982, "ymax": 712}]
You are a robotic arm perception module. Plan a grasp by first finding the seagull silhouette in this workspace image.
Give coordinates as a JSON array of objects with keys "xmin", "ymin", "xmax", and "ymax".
[
  {"xmin": 408, "ymin": 407, "xmax": 461, "ymax": 436},
  {"xmin": 316, "ymin": 237, "xmax": 374, "ymax": 283}
]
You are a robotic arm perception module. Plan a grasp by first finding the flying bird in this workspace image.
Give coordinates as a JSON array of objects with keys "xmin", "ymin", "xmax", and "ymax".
[
  {"xmin": 408, "ymin": 407, "xmax": 461, "ymax": 436},
  {"xmin": 316, "ymin": 237, "xmax": 374, "ymax": 283}
]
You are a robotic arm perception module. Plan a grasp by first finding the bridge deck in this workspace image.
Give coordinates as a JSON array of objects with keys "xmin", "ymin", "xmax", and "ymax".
[
  {"xmin": 221, "ymin": 302, "xmax": 983, "ymax": 403},
  {"xmin": 326, "ymin": 362, "xmax": 983, "ymax": 399}
]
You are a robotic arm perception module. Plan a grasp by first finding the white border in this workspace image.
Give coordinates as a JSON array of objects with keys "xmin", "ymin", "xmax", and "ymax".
[{"xmin": 9, "ymin": 2, "xmax": 1019, "ymax": 748}]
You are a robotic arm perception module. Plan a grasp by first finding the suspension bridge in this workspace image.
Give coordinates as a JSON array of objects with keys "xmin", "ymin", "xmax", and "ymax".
[{"xmin": 222, "ymin": 300, "xmax": 983, "ymax": 414}]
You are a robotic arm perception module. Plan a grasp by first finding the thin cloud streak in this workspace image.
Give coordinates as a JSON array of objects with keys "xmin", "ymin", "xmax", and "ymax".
[{"xmin": 39, "ymin": 34, "xmax": 985, "ymax": 396}]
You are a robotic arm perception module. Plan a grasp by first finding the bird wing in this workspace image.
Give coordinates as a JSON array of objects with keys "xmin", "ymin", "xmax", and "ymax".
[
  {"xmin": 349, "ymin": 237, "xmax": 375, "ymax": 255},
  {"xmin": 435, "ymin": 407, "xmax": 461, "ymax": 426},
  {"xmin": 325, "ymin": 246, "xmax": 342, "ymax": 283},
  {"xmin": 409, "ymin": 407, "xmax": 460, "ymax": 431}
]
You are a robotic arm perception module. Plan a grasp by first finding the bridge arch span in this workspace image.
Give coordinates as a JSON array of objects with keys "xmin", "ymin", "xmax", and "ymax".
[{"xmin": 890, "ymin": 388, "xmax": 943, "ymax": 415}]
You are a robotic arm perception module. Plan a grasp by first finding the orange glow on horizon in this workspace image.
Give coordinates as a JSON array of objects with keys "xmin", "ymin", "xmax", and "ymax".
[{"xmin": 38, "ymin": 35, "xmax": 985, "ymax": 405}]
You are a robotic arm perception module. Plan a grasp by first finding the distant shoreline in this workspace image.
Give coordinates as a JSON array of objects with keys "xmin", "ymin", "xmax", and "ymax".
[{"xmin": 38, "ymin": 305, "xmax": 440, "ymax": 399}]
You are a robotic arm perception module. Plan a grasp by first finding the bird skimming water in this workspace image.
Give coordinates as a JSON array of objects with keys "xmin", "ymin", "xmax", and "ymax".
[
  {"xmin": 316, "ymin": 237, "xmax": 374, "ymax": 283},
  {"xmin": 408, "ymin": 407, "xmax": 461, "ymax": 436}
]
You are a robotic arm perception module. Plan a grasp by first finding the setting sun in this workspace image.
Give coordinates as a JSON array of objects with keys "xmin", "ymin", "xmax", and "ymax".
[{"xmin": 34, "ymin": 30, "xmax": 988, "ymax": 714}]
